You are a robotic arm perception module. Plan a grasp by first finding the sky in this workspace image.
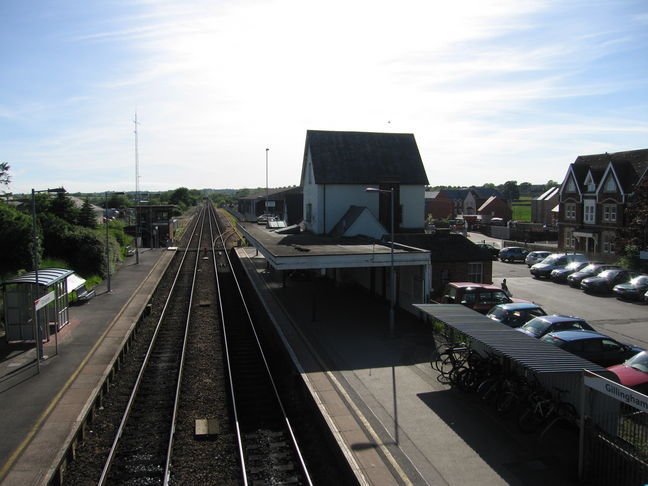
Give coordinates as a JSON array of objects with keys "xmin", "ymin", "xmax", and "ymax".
[{"xmin": 1, "ymin": 0, "xmax": 647, "ymax": 195}]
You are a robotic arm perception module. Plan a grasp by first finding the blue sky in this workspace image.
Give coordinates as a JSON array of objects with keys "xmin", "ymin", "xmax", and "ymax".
[{"xmin": 1, "ymin": 0, "xmax": 647, "ymax": 194}]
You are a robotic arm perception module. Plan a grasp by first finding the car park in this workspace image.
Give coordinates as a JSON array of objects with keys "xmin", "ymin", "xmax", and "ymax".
[
  {"xmin": 567, "ymin": 263, "xmax": 619, "ymax": 288},
  {"xmin": 475, "ymin": 243, "xmax": 499, "ymax": 260},
  {"xmin": 608, "ymin": 351, "xmax": 648, "ymax": 394},
  {"xmin": 515, "ymin": 314, "xmax": 594, "ymax": 338},
  {"xmin": 441, "ymin": 282, "xmax": 526, "ymax": 314},
  {"xmin": 581, "ymin": 269, "xmax": 634, "ymax": 294},
  {"xmin": 613, "ymin": 275, "xmax": 648, "ymax": 301},
  {"xmin": 486, "ymin": 302, "xmax": 547, "ymax": 328},
  {"xmin": 529, "ymin": 253, "xmax": 587, "ymax": 279},
  {"xmin": 498, "ymin": 247, "xmax": 529, "ymax": 263},
  {"xmin": 549, "ymin": 261, "xmax": 588, "ymax": 283},
  {"xmin": 525, "ymin": 251, "xmax": 552, "ymax": 267},
  {"xmin": 540, "ymin": 330, "xmax": 643, "ymax": 367}
]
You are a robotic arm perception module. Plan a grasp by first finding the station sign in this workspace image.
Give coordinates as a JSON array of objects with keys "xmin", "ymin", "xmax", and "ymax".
[{"xmin": 34, "ymin": 291, "xmax": 55, "ymax": 311}]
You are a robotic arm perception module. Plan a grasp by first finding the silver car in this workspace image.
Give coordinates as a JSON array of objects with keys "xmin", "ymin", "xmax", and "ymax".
[{"xmin": 525, "ymin": 251, "xmax": 552, "ymax": 267}]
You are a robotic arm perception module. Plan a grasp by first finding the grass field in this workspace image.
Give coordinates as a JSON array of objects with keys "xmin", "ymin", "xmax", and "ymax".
[{"xmin": 512, "ymin": 197, "xmax": 532, "ymax": 221}]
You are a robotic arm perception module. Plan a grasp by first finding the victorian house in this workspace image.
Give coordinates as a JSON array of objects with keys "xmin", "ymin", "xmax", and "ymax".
[{"xmin": 558, "ymin": 149, "xmax": 648, "ymax": 257}]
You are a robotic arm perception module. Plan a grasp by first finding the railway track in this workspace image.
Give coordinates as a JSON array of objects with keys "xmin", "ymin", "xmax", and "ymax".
[
  {"xmin": 62, "ymin": 202, "xmax": 344, "ymax": 485},
  {"xmin": 98, "ymin": 206, "xmax": 208, "ymax": 485},
  {"xmin": 209, "ymin": 203, "xmax": 313, "ymax": 486}
]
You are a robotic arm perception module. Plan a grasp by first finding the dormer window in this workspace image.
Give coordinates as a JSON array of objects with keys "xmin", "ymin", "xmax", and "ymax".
[
  {"xmin": 584, "ymin": 173, "xmax": 595, "ymax": 192},
  {"xmin": 566, "ymin": 178, "xmax": 576, "ymax": 192},
  {"xmin": 604, "ymin": 176, "xmax": 616, "ymax": 192}
]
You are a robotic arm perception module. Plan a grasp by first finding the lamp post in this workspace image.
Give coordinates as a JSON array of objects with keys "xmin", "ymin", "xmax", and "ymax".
[
  {"xmin": 31, "ymin": 187, "xmax": 66, "ymax": 360},
  {"xmin": 104, "ymin": 191, "xmax": 124, "ymax": 293},
  {"xmin": 265, "ymin": 148, "xmax": 269, "ymax": 217},
  {"xmin": 366, "ymin": 186, "xmax": 395, "ymax": 338}
]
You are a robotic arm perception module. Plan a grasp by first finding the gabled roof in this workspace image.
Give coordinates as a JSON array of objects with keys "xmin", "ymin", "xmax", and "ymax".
[
  {"xmin": 573, "ymin": 149, "xmax": 648, "ymax": 194},
  {"xmin": 470, "ymin": 188, "xmax": 505, "ymax": 199},
  {"xmin": 302, "ymin": 130, "xmax": 429, "ymax": 185},
  {"xmin": 535, "ymin": 186, "xmax": 559, "ymax": 201},
  {"xmin": 329, "ymin": 205, "xmax": 385, "ymax": 238},
  {"xmin": 438, "ymin": 189, "xmax": 470, "ymax": 200},
  {"xmin": 394, "ymin": 233, "xmax": 490, "ymax": 262},
  {"xmin": 477, "ymin": 195, "xmax": 498, "ymax": 212}
]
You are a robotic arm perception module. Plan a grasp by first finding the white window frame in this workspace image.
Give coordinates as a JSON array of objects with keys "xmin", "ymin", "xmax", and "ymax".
[
  {"xmin": 584, "ymin": 173, "xmax": 595, "ymax": 192},
  {"xmin": 565, "ymin": 203, "xmax": 576, "ymax": 220},
  {"xmin": 467, "ymin": 262, "xmax": 483, "ymax": 283},
  {"xmin": 584, "ymin": 200, "xmax": 596, "ymax": 224},
  {"xmin": 564, "ymin": 228, "xmax": 574, "ymax": 248},
  {"xmin": 602, "ymin": 233, "xmax": 616, "ymax": 254},
  {"xmin": 602, "ymin": 204, "xmax": 617, "ymax": 223},
  {"xmin": 604, "ymin": 177, "xmax": 616, "ymax": 192}
]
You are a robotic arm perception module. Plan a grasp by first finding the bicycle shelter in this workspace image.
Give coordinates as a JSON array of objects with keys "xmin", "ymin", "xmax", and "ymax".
[{"xmin": 415, "ymin": 304, "xmax": 618, "ymax": 414}]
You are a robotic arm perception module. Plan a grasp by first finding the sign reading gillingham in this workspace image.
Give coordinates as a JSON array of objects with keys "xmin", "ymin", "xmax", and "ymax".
[
  {"xmin": 584, "ymin": 370, "xmax": 648, "ymax": 413},
  {"xmin": 34, "ymin": 291, "xmax": 55, "ymax": 311}
]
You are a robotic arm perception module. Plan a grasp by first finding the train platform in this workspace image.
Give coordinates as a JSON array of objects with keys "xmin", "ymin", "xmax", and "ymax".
[
  {"xmin": 0, "ymin": 248, "xmax": 175, "ymax": 486},
  {"xmin": 236, "ymin": 247, "xmax": 578, "ymax": 486}
]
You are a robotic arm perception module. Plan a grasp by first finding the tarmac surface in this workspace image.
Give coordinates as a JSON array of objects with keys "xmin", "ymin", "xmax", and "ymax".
[
  {"xmin": 237, "ymin": 247, "xmax": 579, "ymax": 486},
  {"xmin": 0, "ymin": 236, "xmax": 581, "ymax": 486},
  {"xmin": 0, "ymin": 248, "xmax": 173, "ymax": 485}
]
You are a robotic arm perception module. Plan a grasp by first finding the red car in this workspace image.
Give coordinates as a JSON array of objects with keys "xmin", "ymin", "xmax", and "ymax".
[
  {"xmin": 608, "ymin": 351, "xmax": 648, "ymax": 394},
  {"xmin": 441, "ymin": 282, "xmax": 528, "ymax": 314}
]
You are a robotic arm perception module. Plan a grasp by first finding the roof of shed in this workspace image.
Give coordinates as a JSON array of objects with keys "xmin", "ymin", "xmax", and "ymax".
[
  {"xmin": 303, "ymin": 130, "xmax": 429, "ymax": 185},
  {"xmin": 3, "ymin": 268, "xmax": 75, "ymax": 287},
  {"xmin": 415, "ymin": 304, "xmax": 614, "ymax": 376},
  {"xmin": 394, "ymin": 232, "xmax": 491, "ymax": 262}
]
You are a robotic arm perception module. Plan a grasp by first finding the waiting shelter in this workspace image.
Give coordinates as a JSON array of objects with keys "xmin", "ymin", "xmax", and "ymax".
[{"xmin": 2, "ymin": 268, "xmax": 75, "ymax": 343}]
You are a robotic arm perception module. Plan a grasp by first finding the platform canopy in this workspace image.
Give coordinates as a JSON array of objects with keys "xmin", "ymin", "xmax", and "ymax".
[
  {"xmin": 3, "ymin": 268, "xmax": 74, "ymax": 288},
  {"xmin": 415, "ymin": 303, "xmax": 616, "ymax": 378}
]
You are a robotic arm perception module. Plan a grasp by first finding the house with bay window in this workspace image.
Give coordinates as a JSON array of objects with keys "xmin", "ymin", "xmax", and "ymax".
[{"xmin": 558, "ymin": 149, "xmax": 648, "ymax": 257}]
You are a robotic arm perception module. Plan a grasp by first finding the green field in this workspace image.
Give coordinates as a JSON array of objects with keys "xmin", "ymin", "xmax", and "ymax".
[{"xmin": 512, "ymin": 197, "xmax": 532, "ymax": 221}]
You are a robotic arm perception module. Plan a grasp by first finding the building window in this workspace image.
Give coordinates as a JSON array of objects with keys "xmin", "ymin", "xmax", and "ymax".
[
  {"xmin": 305, "ymin": 203, "xmax": 312, "ymax": 223},
  {"xmin": 604, "ymin": 177, "xmax": 616, "ymax": 192},
  {"xmin": 584, "ymin": 173, "xmax": 595, "ymax": 192},
  {"xmin": 564, "ymin": 228, "xmax": 574, "ymax": 248},
  {"xmin": 566, "ymin": 178, "xmax": 576, "ymax": 192},
  {"xmin": 602, "ymin": 233, "xmax": 616, "ymax": 254},
  {"xmin": 602, "ymin": 204, "xmax": 617, "ymax": 223},
  {"xmin": 467, "ymin": 262, "xmax": 483, "ymax": 283},
  {"xmin": 565, "ymin": 203, "xmax": 576, "ymax": 220},
  {"xmin": 584, "ymin": 200, "xmax": 596, "ymax": 224}
]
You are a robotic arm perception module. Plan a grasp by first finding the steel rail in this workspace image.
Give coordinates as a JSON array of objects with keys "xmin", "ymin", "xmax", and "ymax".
[
  {"xmin": 97, "ymin": 205, "xmax": 206, "ymax": 486},
  {"xmin": 162, "ymin": 207, "xmax": 206, "ymax": 485},
  {"xmin": 207, "ymin": 203, "xmax": 314, "ymax": 486}
]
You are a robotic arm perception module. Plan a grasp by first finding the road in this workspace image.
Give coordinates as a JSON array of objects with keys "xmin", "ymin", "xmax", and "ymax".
[{"xmin": 468, "ymin": 231, "xmax": 648, "ymax": 350}]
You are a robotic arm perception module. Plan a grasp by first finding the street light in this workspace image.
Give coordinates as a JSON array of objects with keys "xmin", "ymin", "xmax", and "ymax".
[
  {"xmin": 31, "ymin": 187, "xmax": 66, "ymax": 360},
  {"xmin": 366, "ymin": 186, "xmax": 395, "ymax": 338},
  {"xmin": 104, "ymin": 191, "xmax": 125, "ymax": 293},
  {"xmin": 265, "ymin": 148, "xmax": 269, "ymax": 217}
]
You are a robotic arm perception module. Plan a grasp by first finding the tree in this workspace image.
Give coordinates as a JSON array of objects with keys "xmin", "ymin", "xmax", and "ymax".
[
  {"xmin": 0, "ymin": 162, "xmax": 10, "ymax": 187},
  {"xmin": 0, "ymin": 203, "xmax": 34, "ymax": 275},
  {"xmin": 617, "ymin": 177, "xmax": 648, "ymax": 255},
  {"xmin": 79, "ymin": 198, "xmax": 97, "ymax": 229},
  {"xmin": 502, "ymin": 180, "xmax": 520, "ymax": 201},
  {"xmin": 519, "ymin": 182, "xmax": 532, "ymax": 197},
  {"xmin": 50, "ymin": 192, "xmax": 79, "ymax": 225},
  {"xmin": 106, "ymin": 193, "xmax": 131, "ymax": 210}
]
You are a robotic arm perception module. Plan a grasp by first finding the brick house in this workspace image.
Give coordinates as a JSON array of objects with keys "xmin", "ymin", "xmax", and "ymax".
[
  {"xmin": 477, "ymin": 196, "xmax": 513, "ymax": 223},
  {"xmin": 424, "ymin": 191, "xmax": 454, "ymax": 220},
  {"xmin": 558, "ymin": 149, "xmax": 648, "ymax": 258},
  {"xmin": 394, "ymin": 231, "xmax": 494, "ymax": 296}
]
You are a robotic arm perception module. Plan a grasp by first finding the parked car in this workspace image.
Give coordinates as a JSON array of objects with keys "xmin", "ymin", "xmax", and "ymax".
[
  {"xmin": 581, "ymin": 269, "xmax": 634, "ymax": 294},
  {"xmin": 530, "ymin": 253, "xmax": 587, "ymax": 279},
  {"xmin": 608, "ymin": 351, "xmax": 648, "ymax": 394},
  {"xmin": 525, "ymin": 251, "xmax": 552, "ymax": 267},
  {"xmin": 256, "ymin": 213, "xmax": 276, "ymax": 224},
  {"xmin": 540, "ymin": 330, "xmax": 643, "ymax": 367},
  {"xmin": 441, "ymin": 282, "xmax": 527, "ymax": 314},
  {"xmin": 486, "ymin": 302, "xmax": 547, "ymax": 328},
  {"xmin": 567, "ymin": 263, "xmax": 619, "ymax": 288},
  {"xmin": 550, "ymin": 261, "xmax": 588, "ymax": 283},
  {"xmin": 516, "ymin": 314, "xmax": 594, "ymax": 338},
  {"xmin": 476, "ymin": 243, "xmax": 499, "ymax": 260},
  {"xmin": 499, "ymin": 247, "xmax": 529, "ymax": 263},
  {"xmin": 613, "ymin": 275, "xmax": 648, "ymax": 301}
]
